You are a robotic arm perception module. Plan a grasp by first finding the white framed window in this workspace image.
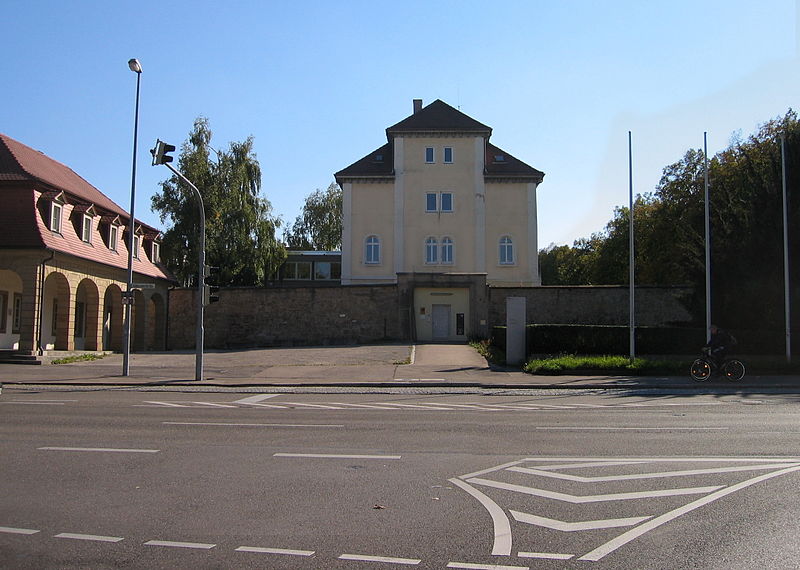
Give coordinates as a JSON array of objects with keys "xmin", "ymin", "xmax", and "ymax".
[
  {"xmin": 499, "ymin": 236, "xmax": 515, "ymax": 265},
  {"xmin": 152, "ymin": 242, "xmax": 160, "ymax": 263},
  {"xmin": 133, "ymin": 234, "xmax": 140, "ymax": 260},
  {"xmin": 441, "ymin": 237, "xmax": 454, "ymax": 264},
  {"xmin": 425, "ymin": 191, "xmax": 454, "ymax": 213},
  {"xmin": 443, "ymin": 147, "xmax": 453, "ymax": 164},
  {"xmin": 50, "ymin": 202, "xmax": 63, "ymax": 233},
  {"xmin": 425, "ymin": 147, "xmax": 435, "ymax": 163},
  {"xmin": 81, "ymin": 214, "xmax": 93, "ymax": 243},
  {"xmin": 425, "ymin": 237, "xmax": 438, "ymax": 264},
  {"xmin": 440, "ymin": 192, "xmax": 453, "ymax": 212},
  {"xmin": 425, "ymin": 192, "xmax": 437, "ymax": 212},
  {"xmin": 109, "ymin": 225, "xmax": 119, "ymax": 251},
  {"xmin": 365, "ymin": 235, "xmax": 381, "ymax": 264}
]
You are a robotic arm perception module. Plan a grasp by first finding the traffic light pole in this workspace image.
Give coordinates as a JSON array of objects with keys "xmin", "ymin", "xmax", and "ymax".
[{"xmin": 163, "ymin": 162, "xmax": 205, "ymax": 382}]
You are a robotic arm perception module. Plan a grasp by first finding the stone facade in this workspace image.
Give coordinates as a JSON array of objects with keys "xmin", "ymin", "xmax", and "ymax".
[{"xmin": 168, "ymin": 283, "xmax": 693, "ymax": 349}]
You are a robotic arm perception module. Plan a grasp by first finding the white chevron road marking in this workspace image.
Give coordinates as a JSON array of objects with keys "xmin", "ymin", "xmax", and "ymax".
[
  {"xmin": 466, "ymin": 477, "xmax": 722, "ymax": 503},
  {"xmin": 510, "ymin": 511, "xmax": 652, "ymax": 531}
]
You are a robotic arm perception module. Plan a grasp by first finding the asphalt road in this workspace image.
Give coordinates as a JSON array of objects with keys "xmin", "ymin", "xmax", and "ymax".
[{"xmin": 3, "ymin": 386, "xmax": 800, "ymax": 569}]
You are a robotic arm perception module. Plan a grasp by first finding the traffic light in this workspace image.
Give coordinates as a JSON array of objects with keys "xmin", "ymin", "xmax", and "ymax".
[
  {"xmin": 202, "ymin": 264, "xmax": 220, "ymax": 306},
  {"xmin": 151, "ymin": 139, "xmax": 176, "ymax": 166}
]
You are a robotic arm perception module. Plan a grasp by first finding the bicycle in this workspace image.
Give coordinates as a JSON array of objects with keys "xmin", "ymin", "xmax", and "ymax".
[{"xmin": 689, "ymin": 348, "xmax": 745, "ymax": 382}]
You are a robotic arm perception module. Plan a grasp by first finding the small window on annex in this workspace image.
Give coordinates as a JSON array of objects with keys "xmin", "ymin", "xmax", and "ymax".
[
  {"xmin": 314, "ymin": 261, "xmax": 341, "ymax": 281},
  {"xmin": 284, "ymin": 261, "xmax": 312, "ymax": 280}
]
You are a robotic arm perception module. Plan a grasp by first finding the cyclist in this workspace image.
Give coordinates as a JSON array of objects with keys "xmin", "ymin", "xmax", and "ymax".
[{"xmin": 703, "ymin": 324, "xmax": 737, "ymax": 368}]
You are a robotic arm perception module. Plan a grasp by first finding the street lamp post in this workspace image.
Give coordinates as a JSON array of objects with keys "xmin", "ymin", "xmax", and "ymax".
[{"xmin": 122, "ymin": 58, "xmax": 142, "ymax": 376}]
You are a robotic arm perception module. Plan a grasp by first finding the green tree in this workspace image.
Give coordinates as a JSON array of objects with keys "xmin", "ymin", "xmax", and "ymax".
[
  {"xmin": 284, "ymin": 182, "xmax": 343, "ymax": 250},
  {"xmin": 151, "ymin": 117, "xmax": 285, "ymax": 286}
]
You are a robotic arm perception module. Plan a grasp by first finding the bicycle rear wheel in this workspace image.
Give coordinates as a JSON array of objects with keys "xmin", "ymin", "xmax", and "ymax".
[
  {"xmin": 723, "ymin": 359, "xmax": 745, "ymax": 381},
  {"xmin": 690, "ymin": 358, "xmax": 712, "ymax": 381}
]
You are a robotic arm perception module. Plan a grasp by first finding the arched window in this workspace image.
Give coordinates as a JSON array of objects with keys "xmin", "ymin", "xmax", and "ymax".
[
  {"xmin": 499, "ymin": 236, "xmax": 514, "ymax": 265},
  {"xmin": 425, "ymin": 237, "xmax": 438, "ymax": 264},
  {"xmin": 441, "ymin": 237, "xmax": 454, "ymax": 264},
  {"xmin": 365, "ymin": 235, "xmax": 381, "ymax": 264}
]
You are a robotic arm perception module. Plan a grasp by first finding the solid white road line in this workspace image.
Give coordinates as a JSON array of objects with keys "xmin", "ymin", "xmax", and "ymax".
[
  {"xmin": 233, "ymin": 394, "xmax": 284, "ymax": 404},
  {"xmin": 280, "ymin": 402, "xmax": 345, "ymax": 409},
  {"xmin": 517, "ymin": 551, "xmax": 574, "ymax": 560},
  {"xmin": 509, "ymin": 462, "xmax": 800, "ymax": 482},
  {"xmin": 191, "ymin": 402, "xmax": 237, "ymax": 408},
  {"xmin": 38, "ymin": 447, "xmax": 160, "ymax": 453},
  {"xmin": 510, "ymin": 510, "xmax": 652, "ymax": 531},
  {"xmin": 55, "ymin": 533, "xmax": 123, "ymax": 543},
  {"xmin": 0, "ymin": 526, "xmax": 40, "ymax": 535},
  {"xmin": 533, "ymin": 426, "xmax": 728, "ymax": 431},
  {"xmin": 274, "ymin": 453, "xmax": 401, "ymax": 460},
  {"xmin": 1, "ymin": 401, "xmax": 66, "ymax": 405},
  {"xmin": 467, "ymin": 477, "xmax": 722, "ymax": 503},
  {"xmin": 163, "ymin": 422, "xmax": 343, "ymax": 428},
  {"xmin": 236, "ymin": 546, "xmax": 315, "ymax": 556},
  {"xmin": 143, "ymin": 401, "xmax": 186, "ymax": 407},
  {"xmin": 578, "ymin": 463, "xmax": 800, "ymax": 561},
  {"xmin": 144, "ymin": 540, "xmax": 216, "ymax": 549},
  {"xmin": 447, "ymin": 562, "xmax": 529, "ymax": 570},
  {"xmin": 448, "ymin": 478, "xmax": 511, "ymax": 556},
  {"xmin": 339, "ymin": 553, "xmax": 421, "ymax": 565}
]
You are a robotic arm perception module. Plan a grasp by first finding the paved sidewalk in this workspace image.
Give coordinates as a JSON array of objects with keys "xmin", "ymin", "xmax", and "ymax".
[{"xmin": 0, "ymin": 343, "xmax": 797, "ymax": 391}]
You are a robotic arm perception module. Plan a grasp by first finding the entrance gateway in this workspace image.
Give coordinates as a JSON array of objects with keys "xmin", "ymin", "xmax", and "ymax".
[{"xmin": 413, "ymin": 287, "xmax": 469, "ymax": 342}]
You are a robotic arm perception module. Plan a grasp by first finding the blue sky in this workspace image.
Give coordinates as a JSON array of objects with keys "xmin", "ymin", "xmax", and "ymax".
[{"xmin": 3, "ymin": 0, "xmax": 797, "ymax": 248}]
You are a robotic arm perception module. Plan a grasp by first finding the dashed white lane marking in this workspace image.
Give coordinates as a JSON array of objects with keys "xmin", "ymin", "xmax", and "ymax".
[
  {"xmin": 447, "ymin": 562, "xmax": 528, "ymax": 569},
  {"xmin": 38, "ymin": 447, "xmax": 160, "ymax": 453},
  {"xmin": 233, "ymin": 394, "xmax": 284, "ymax": 405},
  {"xmin": 274, "ymin": 453, "xmax": 401, "ymax": 460},
  {"xmin": 144, "ymin": 540, "xmax": 216, "ymax": 549},
  {"xmin": 339, "ymin": 553, "xmax": 421, "ymax": 565},
  {"xmin": 163, "ymin": 422, "xmax": 343, "ymax": 428},
  {"xmin": 280, "ymin": 402, "xmax": 345, "ymax": 409},
  {"xmin": 191, "ymin": 402, "xmax": 237, "ymax": 408},
  {"xmin": 142, "ymin": 401, "xmax": 185, "ymax": 407},
  {"xmin": 236, "ymin": 546, "xmax": 315, "ymax": 556},
  {"xmin": 517, "ymin": 551, "xmax": 573, "ymax": 560},
  {"xmin": 55, "ymin": 533, "xmax": 123, "ymax": 543},
  {"xmin": 0, "ymin": 526, "xmax": 40, "ymax": 535}
]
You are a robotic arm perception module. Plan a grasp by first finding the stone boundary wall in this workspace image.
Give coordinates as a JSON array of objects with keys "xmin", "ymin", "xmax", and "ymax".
[
  {"xmin": 168, "ymin": 285, "xmax": 408, "ymax": 349},
  {"xmin": 488, "ymin": 285, "xmax": 694, "ymax": 327}
]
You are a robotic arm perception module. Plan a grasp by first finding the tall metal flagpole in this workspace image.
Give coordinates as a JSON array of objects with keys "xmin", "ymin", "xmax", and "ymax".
[
  {"xmin": 704, "ymin": 132, "xmax": 711, "ymax": 342},
  {"xmin": 781, "ymin": 135, "xmax": 792, "ymax": 362},
  {"xmin": 628, "ymin": 131, "xmax": 635, "ymax": 360}
]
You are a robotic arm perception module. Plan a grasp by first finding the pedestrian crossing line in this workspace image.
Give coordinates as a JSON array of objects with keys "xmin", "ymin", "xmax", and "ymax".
[
  {"xmin": 371, "ymin": 403, "xmax": 460, "ymax": 410},
  {"xmin": 280, "ymin": 402, "xmax": 345, "ymax": 409},
  {"xmin": 325, "ymin": 402, "xmax": 404, "ymax": 409},
  {"xmin": 240, "ymin": 402, "xmax": 290, "ymax": 408}
]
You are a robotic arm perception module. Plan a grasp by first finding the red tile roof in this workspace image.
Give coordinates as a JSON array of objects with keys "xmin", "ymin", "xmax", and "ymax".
[{"xmin": 0, "ymin": 133, "xmax": 174, "ymax": 282}]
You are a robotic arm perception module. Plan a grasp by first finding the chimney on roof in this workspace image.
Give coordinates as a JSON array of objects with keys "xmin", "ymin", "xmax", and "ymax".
[{"xmin": 413, "ymin": 99, "xmax": 423, "ymax": 114}]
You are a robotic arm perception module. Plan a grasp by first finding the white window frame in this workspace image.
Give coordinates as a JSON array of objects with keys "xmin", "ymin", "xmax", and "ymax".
[
  {"xmin": 443, "ymin": 146, "xmax": 454, "ymax": 164},
  {"xmin": 50, "ymin": 202, "xmax": 63, "ymax": 233},
  {"xmin": 499, "ymin": 236, "xmax": 515, "ymax": 265},
  {"xmin": 109, "ymin": 224, "xmax": 119, "ymax": 252},
  {"xmin": 425, "ymin": 146, "xmax": 435, "ymax": 164},
  {"xmin": 440, "ymin": 192, "xmax": 453, "ymax": 212},
  {"xmin": 152, "ymin": 242, "xmax": 160, "ymax": 263},
  {"xmin": 425, "ymin": 237, "xmax": 438, "ymax": 264},
  {"xmin": 441, "ymin": 236, "xmax": 454, "ymax": 264},
  {"xmin": 365, "ymin": 235, "xmax": 381, "ymax": 265},
  {"xmin": 425, "ymin": 192, "xmax": 438, "ymax": 212},
  {"xmin": 133, "ymin": 234, "xmax": 140, "ymax": 260},
  {"xmin": 81, "ymin": 214, "xmax": 93, "ymax": 243}
]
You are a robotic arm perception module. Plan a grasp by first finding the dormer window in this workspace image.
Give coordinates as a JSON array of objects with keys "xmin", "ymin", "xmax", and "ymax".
[
  {"xmin": 152, "ymin": 242, "xmax": 160, "ymax": 263},
  {"xmin": 50, "ymin": 201, "xmax": 63, "ymax": 234},
  {"xmin": 81, "ymin": 214, "xmax": 93, "ymax": 243},
  {"xmin": 374, "ymin": 154, "xmax": 384, "ymax": 162},
  {"xmin": 494, "ymin": 154, "xmax": 506, "ymax": 163},
  {"xmin": 109, "ymin": 224, "xmax": 119, "ymax": 252},
  {"xmin": 133, "ymin": 234, "xmax": 140, "ymax": 260}
]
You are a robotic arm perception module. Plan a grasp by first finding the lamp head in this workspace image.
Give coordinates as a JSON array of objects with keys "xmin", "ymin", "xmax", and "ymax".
[{"xmin": 128, "ymin": 59, "xmax": 142, "ymax": 73}]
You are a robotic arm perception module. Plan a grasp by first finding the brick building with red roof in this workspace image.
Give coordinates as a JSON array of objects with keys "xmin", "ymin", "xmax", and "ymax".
[{"xmin": 0, "ymin": 133, "xmax": 175, "ymax": 356}]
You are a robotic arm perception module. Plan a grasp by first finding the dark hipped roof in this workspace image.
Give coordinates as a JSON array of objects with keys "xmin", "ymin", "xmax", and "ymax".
[
  {"xmin": 386, "ymin": 99, "xmax": 491, "ymax": 137},
  {"xmin": 334, "ymin": 142, "xmax": 394, "ymax": 181},
  {"xmin": 485, "ymin": 142, "xmax": 544, "ymax": 182}
]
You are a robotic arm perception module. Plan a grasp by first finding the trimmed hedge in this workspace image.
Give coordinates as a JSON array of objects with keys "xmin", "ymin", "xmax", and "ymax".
[{"xmin": 491, "ymin": 324, "xmax": 787, "ymax": 356}]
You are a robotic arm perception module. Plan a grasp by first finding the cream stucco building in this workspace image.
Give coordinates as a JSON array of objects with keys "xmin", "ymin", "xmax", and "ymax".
[{"xmin": 335, "ymin": 99, "xmax": 544, "ymax": 341}]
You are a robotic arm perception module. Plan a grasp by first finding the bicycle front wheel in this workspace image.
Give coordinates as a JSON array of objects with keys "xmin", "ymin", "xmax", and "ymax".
[
  {"xmin": 724, "ymin": 359, "xmax": 745, "ymax": 381},
  {"xmin": 690, "ymin": 358, "xmax": 712, "ymax": 381}
]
